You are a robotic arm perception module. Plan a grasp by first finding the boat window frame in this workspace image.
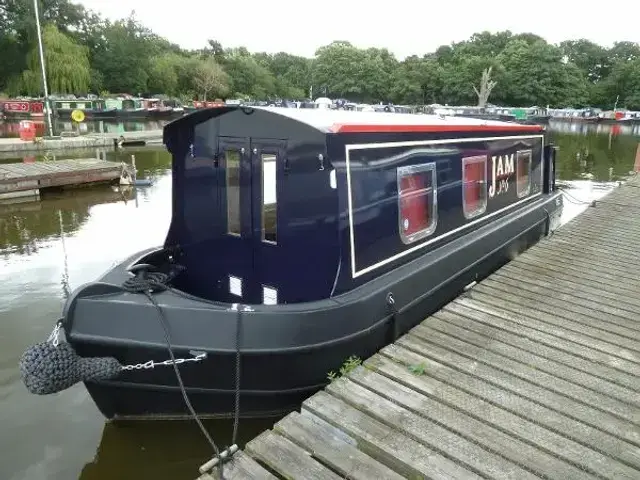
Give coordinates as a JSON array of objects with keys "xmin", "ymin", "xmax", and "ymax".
[
  {"xmin": 397, "ymin": 162, "xmax": 438, "ymax": 245},
  {"xmin": 224, "ymin": 149, "xmax": 242, "ymax": 237},
  {"xmin": 260, "ymin": 152, "xmax": 278, "ymax": 245},
  {"xmin": 461, "ymin": 154, "xmax": 488, "ymax": 220},
  {"xmin": 516, "ymin": 149, "xmax": 532, "ymax": 198}
]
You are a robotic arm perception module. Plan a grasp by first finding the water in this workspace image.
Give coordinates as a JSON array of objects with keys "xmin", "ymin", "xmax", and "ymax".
[{"xmin": 0, "ymin": 121, "xmax": 637, "ymax": 480}]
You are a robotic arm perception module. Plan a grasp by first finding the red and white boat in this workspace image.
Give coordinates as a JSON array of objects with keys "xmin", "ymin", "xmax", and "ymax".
[{"xmin": 1, "ymin": 99, "xmax": 45, "ymax": 119}]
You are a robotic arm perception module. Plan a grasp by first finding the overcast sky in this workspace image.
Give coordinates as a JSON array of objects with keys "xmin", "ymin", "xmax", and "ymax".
[{"xmin": 75, "ymin": 0, "xmax": 639, "ymax": 59}]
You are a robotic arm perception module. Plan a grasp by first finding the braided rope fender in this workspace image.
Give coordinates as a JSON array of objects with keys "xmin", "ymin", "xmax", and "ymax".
[{"xmin": 19, "ymin": 340, "xmax": 122, "ymax": 395}]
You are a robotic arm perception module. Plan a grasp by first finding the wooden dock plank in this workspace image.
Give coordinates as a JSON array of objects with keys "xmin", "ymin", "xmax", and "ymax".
[
  {"xmin": 471, "ymin": 278, "xmax": 640, "ymax": 351},
  {"xmin": 481, "ymin": 267, "xmax": 640, "ymax": 321},
  {"xmin": 495, "ymin": 262, "xmax": 640, "ymax": 329},
  {"xmin": 492, "ymin": 256, "xmax": 640, "ymax": 316},
  {"xmin": 273, "ymin": 411, "xmax": 405, "ymax": 480},
  {"xmin": 303, "ymin": 391, "xmax": 482, "ymax": 480},
  {"xmin": 448, "ymin": 299, "xmax": 640, "ymax": 382},
  {"xmin": 0, "ymin": 159, "xmax": 123, "ymax": 195},
  {"xmin": 245, "ymin": 431, "xmax": 343, "ymax": 480},
  {"xmin": 325, "ymin": 373, "xmax": 540, "ymax": 479},
  {"xmin": 429, "ymin": 311, "xmax": 640, "ymax": 403},
  {"xmin": 197, "ymin": 176, "xmax": 640, "ymax": 479},
  {"xmin": 459, "ymin": 290, "xmax": 640, "ymax": 367},
  {"xmin": 399, "ymin": 328, "xmax": 639, "ymax": 427},
  {"xmin": 379, "ymin": 341, "xmax": 640, "ymax": 474},
  {"xmin": 197, "ymin": 451, "xmax": 277, "ymax": 480}
]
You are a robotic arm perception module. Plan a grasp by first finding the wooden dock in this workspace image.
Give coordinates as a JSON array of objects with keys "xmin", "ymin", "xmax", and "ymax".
[
  {"xmin": 198, "ymin": 175, "xmax": 640, "ymax": 480},
  {"xmin": 0, "ymin": 159, "xmax": 124, "ymax": 200},
  {"xmin": 0, "ymin": 129, "xmax": 163, "ymax": 154}
]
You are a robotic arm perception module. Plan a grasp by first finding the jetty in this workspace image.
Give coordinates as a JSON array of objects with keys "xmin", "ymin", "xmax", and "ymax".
[
  {"xmin": 198, "ymin": 174, "xmax": 640, "ymax": 480},
  {"xmin": 0, "ymin": 129, "xmax": 163, "ymax": 155},
  {"xmin": 0, "ymin": 159, "xmax": 125, "ymax": 201}
]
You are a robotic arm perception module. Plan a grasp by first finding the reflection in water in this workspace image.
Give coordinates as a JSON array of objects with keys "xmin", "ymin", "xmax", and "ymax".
[
  {"xmin": 0, "ymin": 125, "xmax": 639, "ymax": 480},
  {"xmin": 549, "ymin": 122, "xmax": 639, "ymax": 182},
  {"xmin": 78, "ymin": 418, "xmax": 277, "ymax": 480}
]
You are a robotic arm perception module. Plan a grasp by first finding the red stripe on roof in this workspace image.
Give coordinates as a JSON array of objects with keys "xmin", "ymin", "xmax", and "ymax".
[{"xmin": 330, "ymin": 123, "xmax": 544, "ymax": 134}]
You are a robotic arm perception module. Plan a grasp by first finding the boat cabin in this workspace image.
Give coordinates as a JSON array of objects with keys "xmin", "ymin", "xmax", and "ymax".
[{"xmin": 162, "ymin": 107, "xmax": 553, "ymax": 306}]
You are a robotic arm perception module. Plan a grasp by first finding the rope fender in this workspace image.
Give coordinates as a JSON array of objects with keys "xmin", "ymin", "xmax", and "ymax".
[
  {"xmin": 18, "ymin": 268, "xmax": 173, "ymax": 396},
  {"xmin": 19, "ymin": 333, "xmax": 123, "ymax": 395},
  {"xmin": 18, "ymin": 262, "xmax": 240, "ymax": 477}
]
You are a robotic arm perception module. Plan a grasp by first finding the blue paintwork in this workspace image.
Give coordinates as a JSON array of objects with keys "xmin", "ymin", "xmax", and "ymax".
[
  {"xmin": 164, "ymin": 108, "xmax": 339, "ymax": 304},
  {"xmin": 163, "ymin": 108, "xmax": 550, "ymax": 305},
  {"xmin": 328, "ymin": 132, "xmax": 546, "ymax": 294}
]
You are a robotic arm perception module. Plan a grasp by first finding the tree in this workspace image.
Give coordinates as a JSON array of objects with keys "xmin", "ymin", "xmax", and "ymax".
[
  {"xmin": 559, "ymin": 39, "xmax": 608, "ymax": 82},
  {"xmin": 90, "ymin": 13, "xmax": 168, "ymax": 94},
  {"xmin": 474, "ymin": 66, "xmax": 497, "ymax": 108},
  {"xmin": 18, "ymin": 24, "xmax": 90, "ymax": 95},
  {"xmin": 223, "ymin": 50, "xmax": 276, "ymax": 99},
  {"xmin": 148, "ymin": 53, "xmax": 184, "ymax": 95},
  {"xmin": 497, "ymin": 39, "xmax": 588, "ymax": 107},
  {"xmin": 193, "ymin": 58, "xmax": 230, "ymax": 101},
  {"xmin": 598, "ymin": 59, "xmax": 640, "ymax": 110},
  {"xmin": 390, "ymin": 56, "xmax": 443, "ymax": 104}
]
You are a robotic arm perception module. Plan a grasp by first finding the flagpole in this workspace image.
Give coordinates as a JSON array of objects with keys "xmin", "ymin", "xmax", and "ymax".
[{"xmin": 33, "ymin": 0, "xmax": 54, "ymax": 138}]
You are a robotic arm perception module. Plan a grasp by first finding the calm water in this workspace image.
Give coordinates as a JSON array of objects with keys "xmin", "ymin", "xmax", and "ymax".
[{"xmin": 0, "ymin": 121, "xmax": 638, "ymax": 480}]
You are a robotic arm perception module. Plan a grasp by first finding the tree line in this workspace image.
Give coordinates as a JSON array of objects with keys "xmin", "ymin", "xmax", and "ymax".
[{"xmin": 2, "ymin": 1, "xmax": 640, "ymax": 109}]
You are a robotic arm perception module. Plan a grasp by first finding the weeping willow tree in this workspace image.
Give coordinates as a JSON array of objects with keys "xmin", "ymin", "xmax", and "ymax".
[{"xmin": 19, "ymin": 24, "xmax": 90, "ymax": 95}]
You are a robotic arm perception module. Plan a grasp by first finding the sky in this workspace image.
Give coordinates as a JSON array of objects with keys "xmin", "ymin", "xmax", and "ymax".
[{"xmin": 75, "ymin": 0, "xmax": 640, "ymax": 59}]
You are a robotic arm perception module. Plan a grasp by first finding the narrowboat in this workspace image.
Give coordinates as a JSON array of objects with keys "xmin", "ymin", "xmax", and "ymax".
[
  {"xmin": 21, "ymin": 107, "xmax": 563, "ymax": 420},
  {"xmin": 1, "ymin": 99, "xmax": 45, "ymax": 119},
  {"xmin": 52, "ymin": 98, "xmax": 117, "ymax": 120}
]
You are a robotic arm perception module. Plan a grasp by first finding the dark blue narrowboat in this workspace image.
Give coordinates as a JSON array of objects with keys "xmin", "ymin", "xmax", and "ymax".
[{"xmin": 21, "ymin": 107, "xmax": 563, "ymax": 420}]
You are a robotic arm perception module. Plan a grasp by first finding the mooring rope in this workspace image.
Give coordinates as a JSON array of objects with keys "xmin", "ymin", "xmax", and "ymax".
[
  {"xmin": 119, "ymin": 271, "xmax": 227, "ymax": 479},
  {"xmin": 19, "ymin": 264, "xmax": 243, "ymax": 479}
]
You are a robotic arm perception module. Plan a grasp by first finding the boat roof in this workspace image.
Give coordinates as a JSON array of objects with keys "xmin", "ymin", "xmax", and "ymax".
[{"xmin": 164, "ymin": 106, "xmax": 544, "ymax": 141}]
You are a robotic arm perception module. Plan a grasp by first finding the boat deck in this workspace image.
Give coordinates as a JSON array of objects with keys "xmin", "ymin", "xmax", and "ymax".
[
  {"xmin": 0, "ymin": 159, "xmax": 124, "ymax": 200},
  {"xmin": 198, "ymin": 174, "xmax": 640, "ymax": 480}
]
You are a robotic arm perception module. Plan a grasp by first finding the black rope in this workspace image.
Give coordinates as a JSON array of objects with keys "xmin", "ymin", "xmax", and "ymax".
[
  {"xmin": 231, "ymin": 306, "xmax": 242, "ymax": 446},
  {"xmin": 120, "ymin": 270, "xmax": 241, "ymax": 479}
]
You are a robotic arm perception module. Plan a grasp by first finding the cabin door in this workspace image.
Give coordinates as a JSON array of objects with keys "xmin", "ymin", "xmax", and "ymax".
[
  {"xmin": 248, "ymin": 138, "xmax": 286, "ymax": 305},
  {"xmin": 217, "ymin": 137, "xmax": 285, "ymax": 304},
  {"xmin": 217, "ymin": 137, "xmax": 254, "ymax": 303}
]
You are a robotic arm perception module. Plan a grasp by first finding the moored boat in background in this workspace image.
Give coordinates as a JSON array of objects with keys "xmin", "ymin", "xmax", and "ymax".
[
  {"xmin": 1, "ymin": 99, "xmax": 45, "ymax": 119},
  {"xmin": 21, "ymin": 106, "xmax": 563, "ymax": 421}
]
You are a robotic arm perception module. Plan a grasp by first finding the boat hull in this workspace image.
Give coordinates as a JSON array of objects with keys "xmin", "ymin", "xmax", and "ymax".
[{"xmin": 63, "ymin": 191, "xmax": 562, "ymax": 420}]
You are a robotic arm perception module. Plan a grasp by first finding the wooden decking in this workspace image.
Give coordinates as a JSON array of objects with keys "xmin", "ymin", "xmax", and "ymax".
[
  {"xmin": 199, "ymin": 175, "xmax": 640, "ymax": 480},
  {"xmin": 0, "ymin": 159, "xmax": 124, "ymax": 199}
]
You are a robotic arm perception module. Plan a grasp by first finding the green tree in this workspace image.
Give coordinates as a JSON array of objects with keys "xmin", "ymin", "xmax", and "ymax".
[
  {"xmin": 90, "ymin": 13, "xmax": 170, "ymax": 94},
  {"xmin": 193, "ymin": 58, "xmax": 230, "ymax": 101},
  {"xmin": 18, "ymin": 24, "xmax": 90, "ymax": 95},
  {"xmin": 559, "ymin": 39, "xmax": 608, "ymax": 82},
  {"xmin": 598, "ymin": 58, "xmax": 640, "ymax": 110},
  {"xmin": 148, "ymin": 53, "xmax": 186, "ymax": 95},
  {"xmin": 390, "ymin": 56, "xmax": 443, "ymax": 104},
  {"xmin": 497, "ymin": 39, "xmax": 588, "ymax": 107},
  {"xmin": 223, "ymin": 49, "xmax": 276, "ymax": 99}
]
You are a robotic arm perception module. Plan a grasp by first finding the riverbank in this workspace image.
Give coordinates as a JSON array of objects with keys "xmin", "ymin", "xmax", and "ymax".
[{"xmin": 0, "ymin": 129, "xmax": 163, "ymax": 154}]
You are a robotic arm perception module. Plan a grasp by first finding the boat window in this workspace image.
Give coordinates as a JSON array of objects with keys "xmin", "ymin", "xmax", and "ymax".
[
  {"xmin": 263, "ymin": 285, "xmax": 278, "ymax": 305},
  {"xmin": 397, "ymin": 163, "xmax": 437, "ymax": 245},
  {"xmin": 229, "ymin": 275, "xmax": 242, "ymax": 297},
  {"xmin": 261, "ymin": 153, "xmax": 277, "ymax": 243},
  {"xmin": 516, "ymin": 150, "xmax": 532, "ymax": 198},
  {"xmin": 226, "ymin": 150, "xmax": 241, "ymax": 236},
  {"xmin": 462, "ymin": 155, "xmax": 487, "ymax": 219}
]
